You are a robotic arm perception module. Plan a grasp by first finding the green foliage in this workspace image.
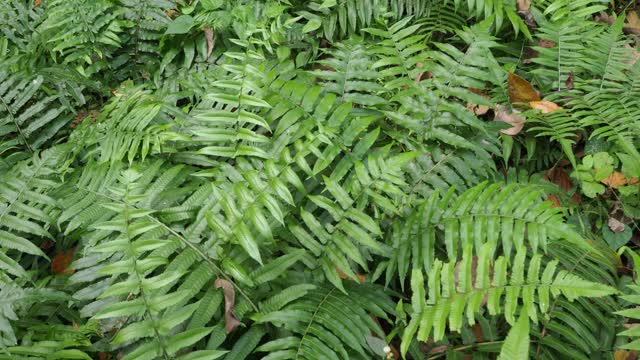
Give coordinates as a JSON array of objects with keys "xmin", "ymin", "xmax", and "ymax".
[{"xmin": 1, "ymin": 0, "xmax": 639, "ymax": 359}]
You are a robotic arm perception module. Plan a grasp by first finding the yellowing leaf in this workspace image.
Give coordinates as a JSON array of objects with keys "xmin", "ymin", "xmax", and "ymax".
[
  {"xmin": 508, "ymin": 72, "xmax": 540, "ymax": 106},
  {"xmin": 530, "ymin": 100, "xmax": 562, "ymax": 113}
]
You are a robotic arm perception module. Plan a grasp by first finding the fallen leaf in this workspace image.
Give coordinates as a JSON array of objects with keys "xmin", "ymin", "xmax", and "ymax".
[
  {"xmin": 214, "ymin": 278, "xmax": 241, "ymax": 333},
  {"xmin": 466, "ymin": 88, "xmax": 491, "ymax": 115},
  {"xmin": 454, "ymin": 257, "xmax": 488, "ymax": 306},
  {"xmin": 472, "ymin": 323, "xmax": 484, "ymax": 342},
  {"xmin": 430, "ymin": 345, "xmax": 449, "ymax": 354},
  {"xmin": 538, "ymin": 39, "xmax": 556, "ymax": 48},
  {"xmin": 544, "ymin": 167, "xmax": 582, "ymax": 207},
  {"xmin": 546, "ymin": 168, "xmax": 572, "ymax": 191},
  {"xmin": 204, "ymin": 27, "xmax": 215, "ymax": 59},
  {"xmin": 566, "ymin": 71, "xmax": 574, "ymax": 90},
  {"xmin": 34, "ymin": 0, "xmax": 42, "ymax": 7},
  {"xmin": 625, "ymin": 45, "xmax": 640, "ymax": 66},
  {"xmin": 530, "ymin": 100, "xmax": 562, "ymax": 113},
  {"xmin": 336, "ymin": 267, "xmax": 365, "ymax": 283},
  {"xmin": 596, "ymin": 12, "xmax": 615, "ymax": 25},
  {"xmin": 40, "ymin": 240, "xmax": 55, "ymax": 250},
  {"xmin": 602, "ymin": 172, "xmax": 639, "ymax": 188},
  {"xmin": 516, "ymin": 0, "xmax": 530, "ymax": 12},
  {"xmin": 508, "ymin": 72, "xmax": 540, "ymax": 107},
  {"xmin": 494, "ymin": 104, "xmax": 525, "ymax": 135},
  {"xmin": 71, "ymin": 110, "xmax": 99, "ymax": 129},
  {"xmin": 615, "ymin": 349, "xmax": 638, "ymax": 360},
  {"xmin": 52, "ymin": 248, "xmax": 75, "ymax": 275},
  {"xmin": 97, "ymin": 353, "xmax": 112, "ymax": 360},
  {"xmin": 608, "ymin": 217, "xmax": 625, "ymax": 234},
  {"xmin": 627, "ymin": 11, "xmax": 640, "ymax": 31}
]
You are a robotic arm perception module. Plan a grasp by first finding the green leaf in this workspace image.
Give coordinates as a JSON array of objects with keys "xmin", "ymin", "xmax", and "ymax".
[
  {"xmin": 303, "ymin": 19, "xmax": 322, "ymax": 33},
  {"xmin": 201, "ymin": 0, "xmax": 224, "ymax": 10},
  {"xmin": 165, "ymin": 15, "xmax": 195, "ymax": 35},
  {"xmin": 498, "ymin": 313, "xmax": 530, "ymax": 360}
]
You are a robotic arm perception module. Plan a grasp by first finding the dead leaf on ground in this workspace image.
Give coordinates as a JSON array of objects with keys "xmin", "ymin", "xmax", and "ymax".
[
  {"xmin": 608, "ymin": 217, "xmax": 626, "ymax": 234},
  {"xmin": 516, "ymin": 0, "xmax": 530, "ymax": 12},
  {"xmin": 566, "ymin": 71, "xmax": 574, "ymax": 90},
  {"xmin": 627, "ymin": 11, "xmax": 640, "ymax": 32},
  {"xmin": 71, "ymin": 110, "xmax": 99, "ymax": 129},
  {"xmin": 415, "ymin": 63, "xmax": 432, "ymax": 82},
  {"xmin": 508, "ymin": 72, "xmax": 540, "ymax": 107},
  {"xmin": 466, "ymin": 88, "xmax": 491, "ymax": 115},
  {"xmin": 52, "ymin": 248, "xmax": 75, "ymax": 275},
  {"xmin": 214, "ymin": 278, "xmax": 241, "ymax": 333},
  {"xmin": 615, "ymin": 349, "xmax": 638, "ymax": 360},
  {"xmin": 625, "ymin": 45, "xmax": 640, "ymax": 66},
  {"xmin": 336, "ymin": 266, "xmax": 366, "ymax": 283},
  {"xmin": 494, "ymin": 104, "xmax": 525, "ymax": 136},
  {"xmin": 602, "ymin": 172, "xmax": 639, "ymax": 188},
  {"xmin": 472, "ymin": 323, "xmax": 484, "ymax": 342},
  {"xmin": 430, "ymin": 345, "xmax": 449, "ymax": 354},
  {"xmin": 544, "ymin": 168, "xmax": 581, "ymax": 207},
  {"xmin": 204, "ymin": 27, "xmax": 215, "ymax": 59},
  {"xmin": 530, "ymin": 100, "xmax": 562, "ymax": 113},
  {"xmin": 538, "ymin": 39, "xmax": 556, "ymax": 48}
]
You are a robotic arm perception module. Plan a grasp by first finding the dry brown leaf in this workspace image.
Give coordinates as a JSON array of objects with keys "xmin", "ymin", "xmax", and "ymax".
[
  {"xmin": 544, "ymin": 167, "xmax": 582, "ymax": 207},
  {"xmin": 204, "ymin": 27, "xmax": 215, "ymax": 59},
  {"xmin": 508, "ymin": 72, "xmax": 540, "ymax": 107},
  {"xmin": 538, "ymin": 39, "xmax": 556, "ymax": 48},
  {"xmin": 52, "ymin": 248, "xmax": 75, "ymax": 275},
  {"xmin": 34, "ymin": 0, "xmax": 42, "ymax": 7},
  {"xmin": 627, "ymin": 11, "xmax": 640, "ymax": 31},
  {"xmin": 625, "ymin": 44, "xmax": 640, "ymax": 66},
  {"xmin": 545, "ymin": 168, "xmax": 572, "ymax": 191},
  {"xmin": 516, "ymin": 0, "xmax": 531, "ymax": 12},
  {"xmin": 494, "ymin": 104, "xmax": 525, "ymax": 135},
  {"xmin": 466, "ymin": 88, "xmax": 491, "ymax": 115},
  {"xmin": 566, "ymin": 71, "xmax": 574, "ymax": 90},
  {"xmin": 454, "ymin": 257, "xmax": 488, "ymax": 307},
  {"xmin": 214, "ymin": 278, "xmax": 241, "ymax": 333},
  {"xmin": 602, "ymin": 172, "xmax": 639, "ymax": 188},
  {"xmin": 472, "ymin": 323, "xmax": 484, "ymax": 342},
  {"xmin": 336, "ymin": 267, "xmax": 365, "ymax": 283},
  {"xmin": 530, "ymin": 100, "xmax": 562, "ymax": 113},
  {"xmin": 615, "ymin": 349, "xmax": 638, "ymax": 360},
  {"xmin": 608, "ymin": 217, "xmax": 626, "ymax": 234}
]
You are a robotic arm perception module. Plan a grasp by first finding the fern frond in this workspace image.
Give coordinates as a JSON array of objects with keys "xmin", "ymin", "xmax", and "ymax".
[
  {"xmin": 38, "ymin": 0, "xmax": 123, "ymax": 71},
  {"xmin": 401, "ymin": 246, "xmax": 617, "ymax": 355},
  {"xmin": 72, "ymin": 84, "xmax": 186, "ymax": 164},
  {"xmin": 71, "ymin": 169, "xmax": 222, "ymax": 359},
  {"xmin": 254, "ymin": 283, "xmax": 393, "ymax": 359},
  {"xmin": 0, "ymin": 71, "xmax": 71, "ymax": 153},
  {"xmin": 0, "ymin": 146, "xmax": 72, "ymax": 279},
  {"xmin": 189, "ymin": 49, "xmax": 272, "ymax": 160},
  {"xmin": 310, "ymin": 40, "xmax": 387, "ymax": 106},
  {"xmin": 525, "ymin": 108, "xmax": 579, "ymax": 167}
]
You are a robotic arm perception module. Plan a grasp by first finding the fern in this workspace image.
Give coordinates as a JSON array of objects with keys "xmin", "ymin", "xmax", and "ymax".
[
  {"xmin": 38, "ymin": 0, "xmax": 123, "ymax": 74},
  {"xmin": 402, "ymin": 246, "xmax": 617, "ymax": 355},
  {"xmin": 254, "ymin": 283, "xmax": 394, "ymax": 359},
  {"xmin": 0, "ymin": 71, "xmax": 72, "ymax": 153},
  {"xmin": 1, "ymin": 2, "xmax": 638, "ymax": 359}
]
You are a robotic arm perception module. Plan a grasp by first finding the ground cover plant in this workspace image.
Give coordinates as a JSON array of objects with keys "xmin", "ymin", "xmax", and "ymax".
[{"xmin": 1, "ymin": 0, "xmax": 640, "ymax": 359}]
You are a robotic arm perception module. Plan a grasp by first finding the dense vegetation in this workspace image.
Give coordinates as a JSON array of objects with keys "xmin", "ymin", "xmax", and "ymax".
[{"xmin": 1, "ymin": 0, "xmax": 639, "ymax": 359}]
